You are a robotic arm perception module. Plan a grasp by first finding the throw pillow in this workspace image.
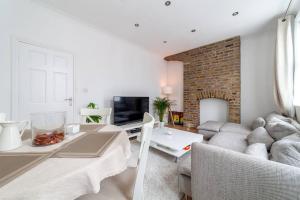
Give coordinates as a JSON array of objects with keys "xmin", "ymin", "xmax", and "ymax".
[
  {"xmin": 197, "ymin": 121, "xmax": 225, "ymax": 132},
  {"xmin": 265, "ymin": 112, "xmax": 292, "ymax": 123},
  {"xmin": 247, "ymin": 127, "xmax": 274, "ymax": 150},
  {"xmin": 291, "ymin": 119, "xmax": 300, "ymax": 130},
  {"xmin": 251, "ymin": 117, "xmax": 266, "ymax": 130},
  {"xmin": 265, "ymin": 117, "xmax": 299, "ymax": 140},
  {"xmin": 244, "ymin": 143, "xmax": 268, "ymax": 160},
  {"xmin": 271, "ymin": 133, "xmax": 300, "ymax": 167}
]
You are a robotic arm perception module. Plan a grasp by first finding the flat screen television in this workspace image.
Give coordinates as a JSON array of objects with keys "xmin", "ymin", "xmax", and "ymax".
[{"xmin": 113, "ymin": 96, "xmax": 149, "ymax": 125}]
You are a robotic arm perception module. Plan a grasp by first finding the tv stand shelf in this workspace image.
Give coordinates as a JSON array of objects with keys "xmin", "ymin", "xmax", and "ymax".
[{"xmin": 118, "ymin": 121, "xmax": 159, "ymax": 138}]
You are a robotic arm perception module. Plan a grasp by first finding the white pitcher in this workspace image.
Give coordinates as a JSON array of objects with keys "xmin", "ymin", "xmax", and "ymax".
[
  {"xmin": 0, "ymin": 113, "xmax": 6, "ymax": 121},
  {"xmin": 0, "ymin": 120, "xmax": 28, "ymax": 151},
  {"xmin": 0, "ymin": 113, "xmax": 6, "ymax": 135}
]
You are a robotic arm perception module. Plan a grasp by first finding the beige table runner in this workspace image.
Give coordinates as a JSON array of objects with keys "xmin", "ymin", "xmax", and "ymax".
[
  {"xmin": 0, "ymin": 130, "xmax": 120, "ymax": 188},
  {"xmin": 0, "ymin": 153, "xmax": 50, "ymax": 188},
  {"xmin": 0, "ymin": 125, "xmax": 131, "ymax": 200},
  {"xmin": 80, "ymin": 124, "xmax": 105, "ymax": 132},
  {"xmin": 54, "ymin": 132, "xmax": 119, "ymax": 158}
]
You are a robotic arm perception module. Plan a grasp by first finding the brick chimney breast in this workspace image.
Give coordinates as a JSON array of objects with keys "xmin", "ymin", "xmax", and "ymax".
[{"xmin": 165, "ymin": 36, "xmax": 241, "ymax": 127}]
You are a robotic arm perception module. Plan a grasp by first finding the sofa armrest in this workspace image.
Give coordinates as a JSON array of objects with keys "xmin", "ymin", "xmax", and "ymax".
[{"xmin": 191, "ymin": 143, "xmax": 300, "ymax": 200}]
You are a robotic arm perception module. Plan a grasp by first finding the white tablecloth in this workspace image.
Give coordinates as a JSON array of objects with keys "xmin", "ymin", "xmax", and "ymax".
[{"xmin": 0, "ymin": 125, "xmax": 131, "ymax": 200}]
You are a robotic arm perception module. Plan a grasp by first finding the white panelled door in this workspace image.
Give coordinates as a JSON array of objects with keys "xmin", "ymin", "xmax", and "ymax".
[{"xmin": 14, "ymin": 41, "xmax": 74, "ymax": 123}]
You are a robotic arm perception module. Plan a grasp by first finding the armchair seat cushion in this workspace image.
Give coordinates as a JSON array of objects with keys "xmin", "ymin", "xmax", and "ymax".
[
  {"xmin": 208, "ymin": 131, "xmax": 248, "ymax": 152},
  {"xmin": 197, "ymin": 121, "xmax": 225, "ymax": 132},
  {"xmin": 220, "ymin": 123, "xmax": 251, "ymax": 135},
  {"xmin": 198, "ymin": 129, "xmax": 218, "ymax": 140},
  {"xmin": 244, "ymin": 143, "xmax": 269, "ymax": 160}
]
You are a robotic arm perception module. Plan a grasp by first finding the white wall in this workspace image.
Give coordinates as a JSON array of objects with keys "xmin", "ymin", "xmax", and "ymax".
[
  {"xmin": 166, "ymin": 61, "xmax": 183, "ymax": 111},
  {"xmin": 200, "ymin": 99, "xmax": 228, "ymax": 124},
  {"xmin": 241, "ymin": 22, "xmax": 278, "ymax": 126},
  {"xmin": 166, "ymin": 23, "xmax": 278, "ymax": 126},
  {"xmin": 0, "ymin": 0, "xmax": 167, "ymax": 121}
]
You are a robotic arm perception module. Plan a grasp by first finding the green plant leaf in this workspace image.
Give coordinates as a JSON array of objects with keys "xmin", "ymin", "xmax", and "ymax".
[
  {"xmin": 86, "ymin": 102, "xmax": 102, "ymax": 123},
  {"xmin": 153, "ymin": 97, "xmax": 172, "ymax": 122},
  {"xmin": 87, "ymin": 102, "xmax": 97, "ymax": 109}
]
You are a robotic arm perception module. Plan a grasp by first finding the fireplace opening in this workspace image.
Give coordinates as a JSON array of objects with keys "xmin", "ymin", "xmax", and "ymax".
[{"xmin": 199, "ymin": 98, "xmax": 229, "ymax": 125}]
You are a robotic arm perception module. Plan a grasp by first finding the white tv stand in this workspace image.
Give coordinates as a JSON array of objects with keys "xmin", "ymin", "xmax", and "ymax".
[{"xmin": 118, "ymin": 121, "xmax": 159, "ymax": 138}]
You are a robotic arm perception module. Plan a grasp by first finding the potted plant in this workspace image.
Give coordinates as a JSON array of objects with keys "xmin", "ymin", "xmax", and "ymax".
[
  {"xmin": 153, "ymin": 97, "xmax": 171, "ymax": 128},
  {"xmin": 86, "ymin": 102, "xmax": 102, "ymax": 123}
]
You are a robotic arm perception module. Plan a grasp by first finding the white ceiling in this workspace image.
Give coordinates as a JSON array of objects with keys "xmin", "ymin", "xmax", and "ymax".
[{"xmin": 37, "ymin": 0, "xmax": 300, "ymax": 56}]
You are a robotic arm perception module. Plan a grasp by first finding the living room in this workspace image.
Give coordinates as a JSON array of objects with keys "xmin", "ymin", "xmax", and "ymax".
[{"xmin": 0, "ymin": 0, "xmax": 300, "ymax": 199}]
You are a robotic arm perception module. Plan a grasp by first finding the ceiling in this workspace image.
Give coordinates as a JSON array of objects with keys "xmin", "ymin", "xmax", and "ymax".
[{"xmin": 37, "ymin": 0, "xmax": 300, "ymax": 56}]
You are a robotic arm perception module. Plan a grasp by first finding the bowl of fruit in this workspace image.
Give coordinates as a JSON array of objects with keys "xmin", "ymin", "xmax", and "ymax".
[{"xmin": 31, "ymin": 112, "xmax": 66, "ymax": 146}]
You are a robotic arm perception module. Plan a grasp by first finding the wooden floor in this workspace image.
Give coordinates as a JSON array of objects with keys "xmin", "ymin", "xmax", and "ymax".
[
  {"xmin": 166, "ymin": 124, "xmax": 198, "ymax": 133},
  {"xmin": 181, "ymin": 194, "xmax": 192, "ymax": 200}
]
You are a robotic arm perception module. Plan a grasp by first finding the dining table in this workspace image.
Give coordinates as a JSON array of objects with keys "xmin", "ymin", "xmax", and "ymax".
[{"xmin": 0, "ymin": 124, "xmax": 131, "ymax": 200}]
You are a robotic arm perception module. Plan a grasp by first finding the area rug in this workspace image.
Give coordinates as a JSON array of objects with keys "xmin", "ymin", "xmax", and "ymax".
[{"xmin": 129, "ymin": 140, "xmax": 183, "ymax": 200}]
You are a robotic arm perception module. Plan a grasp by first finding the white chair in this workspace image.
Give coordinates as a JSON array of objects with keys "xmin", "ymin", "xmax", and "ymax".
[
  {"xmin": 80, "ymin": 108, "xmax": 112, "ymax": 125},
  {"xmin": 77, "ymin": 112, "xmax": 155, "ymax": 200}
]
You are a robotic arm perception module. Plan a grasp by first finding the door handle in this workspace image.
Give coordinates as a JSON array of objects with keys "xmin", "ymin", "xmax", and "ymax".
[{"xmin": 64, "ymin": 97, "xmax": 73, "ymax": 106}]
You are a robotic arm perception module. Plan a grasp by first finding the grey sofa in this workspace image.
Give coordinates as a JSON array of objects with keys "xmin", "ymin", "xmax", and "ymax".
[
  {"xmin": 178, "ymin": 117, "xmax": 300, "ymax": 200},
  {"xmin": 191, "ymin": 142, "xmax": 300, "ymax": 200}
]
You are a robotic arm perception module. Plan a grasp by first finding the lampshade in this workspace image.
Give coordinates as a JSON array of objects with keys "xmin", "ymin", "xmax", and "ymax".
[{"xmin": 162, "ymin": 86, "xmax": 173, "ymax": 95}]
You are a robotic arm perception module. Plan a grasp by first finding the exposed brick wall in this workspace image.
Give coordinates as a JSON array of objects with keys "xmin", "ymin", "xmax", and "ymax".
[{"xmin": 165, "ymin": 36, "xmax": 241, "ymax": 127}]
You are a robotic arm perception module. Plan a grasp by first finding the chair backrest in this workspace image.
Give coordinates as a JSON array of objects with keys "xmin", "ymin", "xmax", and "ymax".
[
  {"xmin": 132, "ymin": 112, "xmax": 155, "ymax": 200},
  {"xmin": 80, "ymin": 108, "xmax": 112, "ymax": 125}
]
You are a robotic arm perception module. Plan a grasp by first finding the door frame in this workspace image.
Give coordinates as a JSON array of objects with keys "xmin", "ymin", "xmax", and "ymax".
[{"xmin": 11, "ymin": 37, "xmax": 76, "ymax": 121}]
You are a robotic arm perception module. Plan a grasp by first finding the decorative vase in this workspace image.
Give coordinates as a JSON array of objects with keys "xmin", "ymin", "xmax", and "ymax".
[
  {"xmin": 159, "ymin": 121, "xmax": 165, "ymax": 128},
  {"xmin": 31, "ymin": 112, "xmax": 66, "ymax": 146}
]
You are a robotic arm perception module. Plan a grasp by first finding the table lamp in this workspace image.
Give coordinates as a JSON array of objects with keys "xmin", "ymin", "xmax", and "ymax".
[{"xmin": 162, "ymin": 86, "xmax": 173, "ymax": 96}]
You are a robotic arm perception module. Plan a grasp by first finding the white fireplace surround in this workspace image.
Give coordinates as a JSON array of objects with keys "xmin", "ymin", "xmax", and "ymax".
[{"xmin": 200, "ymin": 98, "xmax": 229, "ymax": 125}]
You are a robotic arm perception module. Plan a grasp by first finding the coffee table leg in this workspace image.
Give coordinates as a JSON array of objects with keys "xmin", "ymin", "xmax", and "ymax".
[{"xmin": 174, "ymin": 157, "xmax": 178, "ymax": 163}]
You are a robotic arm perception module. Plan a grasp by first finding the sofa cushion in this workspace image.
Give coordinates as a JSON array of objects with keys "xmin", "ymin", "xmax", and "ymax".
[
  {"xmin": 247, "ymin": 127, "xmax": 274, "ymax": 150},
  {"xmin": 197, "ymin": 121, "xmax": 224, "ymax": 132},
  {"xmin": 244, "ymin": 143, "xmax": 269, "ymax": 160},
  {"xmin": 291, "ymin": 118, "xmax": 300, "ymax": 130},
  {"xmin": 198, "ymin": 129, "xmax": 218, "ymax": 140},
  {"xmin": 177, "ymin": 154, "xmax": 191, "ymax": 176},
  {"xmin": 265, "ymin": 112, "xmax": 292, "ymax": 123},
  {"xmin": 251, "ymin": 117, "xmax": 266, "ymax": 130},
  {"xmin": 271, "ymin": 133, "xmax": 300, "ymax": 167},
  {"xmin": 220, "ymin": 123, "xmax": 251, "ymax": 135},
  {"xmin": 265, "ymin": 117, "xmax": 299, "ymax": 140},
  {"xmin": 208, "ymin": 131, "xmax": 248, "ymax": 152}
]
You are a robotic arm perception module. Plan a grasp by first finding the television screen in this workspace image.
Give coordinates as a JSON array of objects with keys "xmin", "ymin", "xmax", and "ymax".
[{"xmin": 113, "ymin": 96, "xmax": 149, "ymax": 125}]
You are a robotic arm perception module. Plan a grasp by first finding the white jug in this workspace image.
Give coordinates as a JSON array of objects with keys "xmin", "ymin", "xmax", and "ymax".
[
  {"xmin": 0, "ymin": 113, "xmax": 6, "ymax": 134},
  {"xmin": 0, "ymin": 121, "xmax": 28, "ymax": 151},
  {"xmin": 0, "ymin": 113, "xmax": 6, "ymax": 121}
]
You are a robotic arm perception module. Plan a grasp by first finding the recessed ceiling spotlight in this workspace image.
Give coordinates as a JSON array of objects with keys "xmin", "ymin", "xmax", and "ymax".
[
  {"xmin": 134, "ymin": 23, "xmax": 139, "ymax": 27},
  {"xmin": 191, "ymin": 29, "xmax": 196, "ymax": 32},
  {"xmin": 163, "ymin": 41, "xmax": 167, "ymax": 44},
  {"xmin": 165, "ymin": 1, "xmax": 171, "ymax": 6},
  {"xmin": 232, "ymin": 11, "xmax": 239, "ymax": 16}
]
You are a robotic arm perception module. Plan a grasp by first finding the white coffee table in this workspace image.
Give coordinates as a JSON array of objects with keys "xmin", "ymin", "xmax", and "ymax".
[{"xmin": 149, "ymin": 127, "xmax": 203, "ymax": 161}]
